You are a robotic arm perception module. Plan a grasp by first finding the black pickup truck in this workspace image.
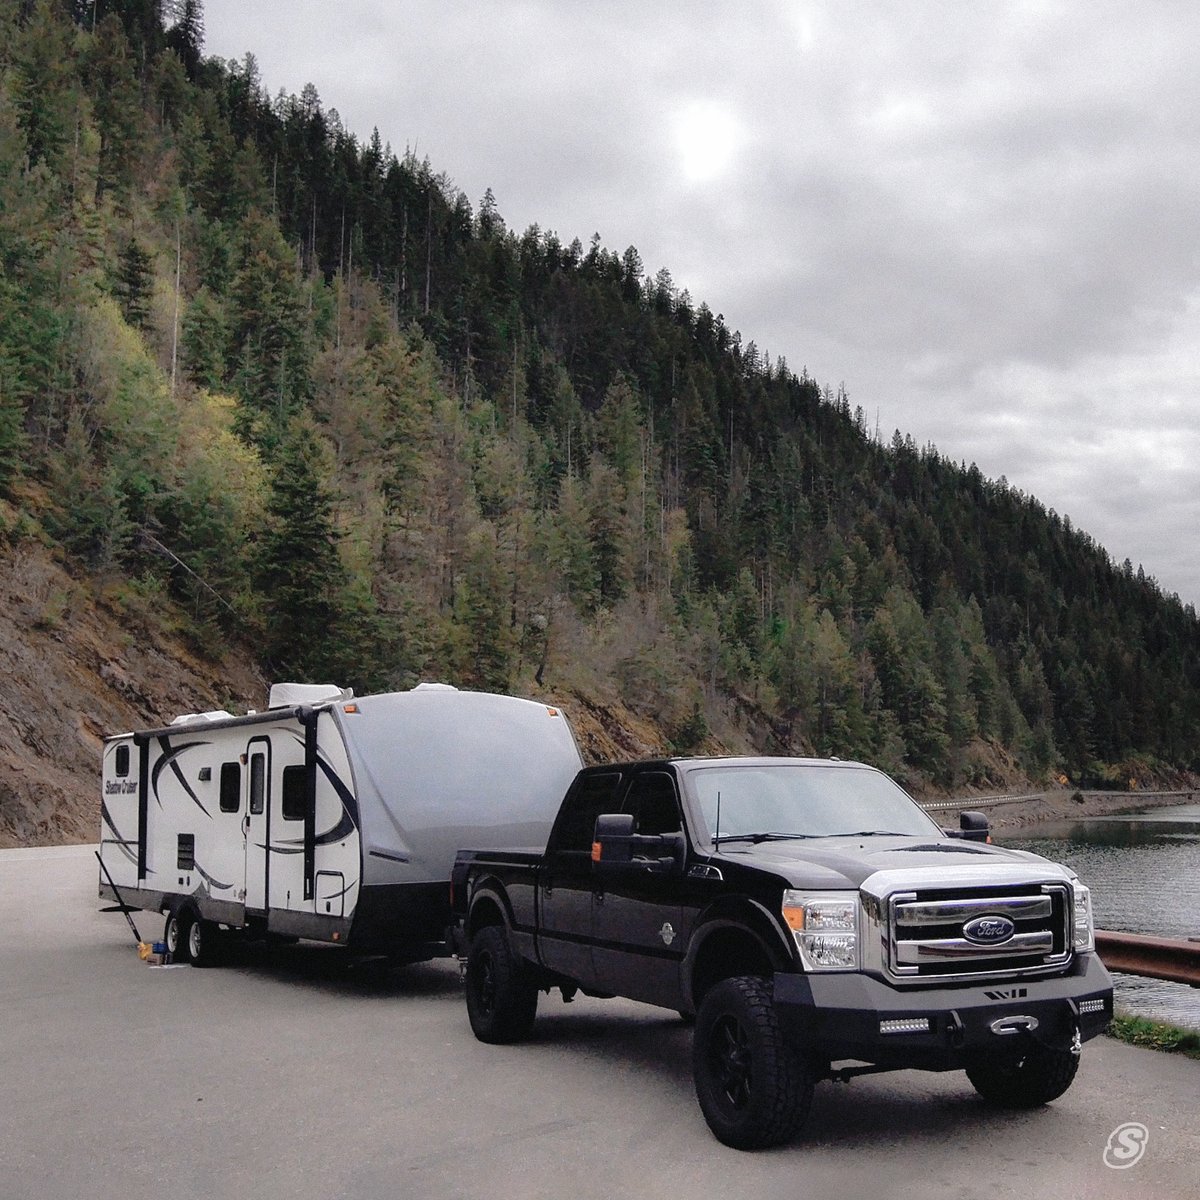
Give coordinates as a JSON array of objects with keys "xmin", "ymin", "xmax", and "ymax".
[{"xmin": 450, "ymin": 757, "xmax": 1112, "ymax": 1149}]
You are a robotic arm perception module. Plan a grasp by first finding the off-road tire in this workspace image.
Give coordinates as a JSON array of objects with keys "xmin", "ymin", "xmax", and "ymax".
[
  {"xmin": 692, "ymin": 975, "xmax": 813, "ymax": 1149},
  {"xmin": 966, "ymin": 1043, "xmax": 1080, "ymax": 1108},
  {"xmin": 464, "ymin": 926, "xmax": 538, "ymax": 1043}
]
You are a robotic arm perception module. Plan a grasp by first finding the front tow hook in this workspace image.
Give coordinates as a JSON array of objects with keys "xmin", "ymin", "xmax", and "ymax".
[{"xmin": 989, "ymin": 1014, "xmax": 1040, "ymax": 1036}]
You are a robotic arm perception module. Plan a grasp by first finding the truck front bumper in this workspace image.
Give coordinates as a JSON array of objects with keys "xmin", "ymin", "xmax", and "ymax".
[{"xmin": 774, "ymin": 952, "xmax": 1113, "ymax": 1071}]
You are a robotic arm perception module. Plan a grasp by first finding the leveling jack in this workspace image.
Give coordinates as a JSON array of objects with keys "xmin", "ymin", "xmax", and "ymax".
[{"xmin": 95, "ymin": 850, "xmax": 151, "ymax": 958}]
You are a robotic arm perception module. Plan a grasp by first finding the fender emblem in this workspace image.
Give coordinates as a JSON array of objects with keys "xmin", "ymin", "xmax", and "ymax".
[{"xmin": 660, "ymin": 922, "xmax": 676, "ymax": 946}]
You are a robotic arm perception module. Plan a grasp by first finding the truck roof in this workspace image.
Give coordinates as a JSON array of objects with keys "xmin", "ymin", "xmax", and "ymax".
[{"xmin": 577, "ymin": 755, "xmax": 875, "ymax": 774}]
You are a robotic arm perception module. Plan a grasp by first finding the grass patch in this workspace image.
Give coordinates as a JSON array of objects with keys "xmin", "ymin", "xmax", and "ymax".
[{"xmin": 1107, "ymin": 1011, "xmax": 1200, "ymax": 1060}]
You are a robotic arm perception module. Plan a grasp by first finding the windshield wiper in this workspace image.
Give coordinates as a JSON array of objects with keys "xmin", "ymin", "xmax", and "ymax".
[
  {"xmin": 712, "ymin": 832, "xmax": 813, "ymax": 845},
  {"xmin": 813, "ymin": 830, "xmax": 911, "ymax": 838}
]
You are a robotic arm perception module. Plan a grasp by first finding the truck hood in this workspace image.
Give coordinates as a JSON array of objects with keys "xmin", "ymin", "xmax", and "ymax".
[{"xmin": 715, "ymin": 836, "xmax": 1071, "ymax": 890}]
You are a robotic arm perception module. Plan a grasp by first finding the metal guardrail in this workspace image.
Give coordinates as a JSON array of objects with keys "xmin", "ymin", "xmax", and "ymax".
[
  {"xmin": 921, "ymin": 794, "xmax": 1042, "ymax": 813},
  {"xmin": 1096, "ymin": 930, "xmax": 1200, "ymax": 988},
  {"xmin": 921, "ymin": 788, "xmax": 1196, "ymax": 814}
]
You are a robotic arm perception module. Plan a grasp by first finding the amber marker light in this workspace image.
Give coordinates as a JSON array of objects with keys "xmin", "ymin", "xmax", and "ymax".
[
  {"xmin": 546, "ymin": 707, "xmax": 559, "ymax": 717},
  {"xmin": 591, "ymin": 841, "xmax": 602, "ymax": 862},
  {"xmin": 343, "ymin": 703, "xmax": 359, "ymax": 714},
  {"xmin": 782, "ymin": 902, "xmax": 806, "ymax": 932}
]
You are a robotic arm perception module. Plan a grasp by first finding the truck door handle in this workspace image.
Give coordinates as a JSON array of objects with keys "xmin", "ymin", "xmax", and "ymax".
[{"xmin": 593, "ymin": 889, "xmax": 605, "ymax": 905}]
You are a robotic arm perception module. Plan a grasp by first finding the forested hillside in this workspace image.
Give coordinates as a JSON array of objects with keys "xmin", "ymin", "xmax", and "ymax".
[{"xmin": 2, "ymin": 0, "xmax": 1198, "ymax": 819}]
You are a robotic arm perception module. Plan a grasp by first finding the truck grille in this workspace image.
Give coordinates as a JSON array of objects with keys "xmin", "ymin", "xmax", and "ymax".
[{"xmin": 887, "ymin": 883, "xmax": 1071, "ymax": 981}]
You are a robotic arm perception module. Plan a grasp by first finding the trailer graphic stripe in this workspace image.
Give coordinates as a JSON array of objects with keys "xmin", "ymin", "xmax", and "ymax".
[
  {"xmin": 269, "ymin": 806, "xmax": 356, "ymax": 853},
  {"xmin": 100, "ymin": 800, "xmax": 139, "ymax": 866},
  {"xmin": 152, "ymin": 737, "xmax": 211, "ymax": 817},
  {"xmin": 194, "ymin": 862, "xmax": 234, "ymax": 892},
  {"xmin": 315, "ymin": 749, "xmax": 360, "ymax": 827},
  {"xmin": 318, "ymin": 878, "xmax": 355, "ymax": 901},
  {"xmin": 271, "ymin": 749, "xmax": 359, "ymax": 854}
]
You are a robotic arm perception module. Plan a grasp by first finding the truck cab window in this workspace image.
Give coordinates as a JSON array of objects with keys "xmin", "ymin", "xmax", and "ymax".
[
  {"xmin": 622, "ymin": 773, "xmax": 681, "ymax": 836},
  {"xmin": 547, "ymin": 772, "xmax": 622, "ymax": 855}
]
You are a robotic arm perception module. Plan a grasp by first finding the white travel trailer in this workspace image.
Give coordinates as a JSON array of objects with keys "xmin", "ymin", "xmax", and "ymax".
[{"xmin": 98, "ymin": 683, "xmax": 583, "ymax": 965}]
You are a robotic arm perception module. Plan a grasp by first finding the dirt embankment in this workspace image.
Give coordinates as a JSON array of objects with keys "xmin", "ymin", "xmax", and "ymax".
[{"xmin": 0, "ymin": 546, "xmax": 265, "ymax": 847}]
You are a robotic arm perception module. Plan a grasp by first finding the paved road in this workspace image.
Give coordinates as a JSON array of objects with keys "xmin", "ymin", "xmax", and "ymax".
[{"xmin": 1, "ymin": 846, "xmax": 1196, "ymax": 1200}]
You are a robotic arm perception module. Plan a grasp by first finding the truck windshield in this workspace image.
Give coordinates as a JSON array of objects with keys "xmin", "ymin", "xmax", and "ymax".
[{"xmin": 687, "ymin": 764, "xmax": 942, "ymax": 842}]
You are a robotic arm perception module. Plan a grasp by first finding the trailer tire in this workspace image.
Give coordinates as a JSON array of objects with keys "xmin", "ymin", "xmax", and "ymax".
[
  {"xmin": 164, "ymin": 909, "xmax": 189, "ymax": 963},
  {"xmin": 692, "ymin": 975, "xmax": 812, "ymax": 1150},
  {"xmin": 966, "ymin": 1043, "xmax": 1080, "ymax": 1108},
  {"xmin": 464, "ymin": 926, "xmax": 538, "ymax": 1043},
  {"xmin": 185, "ymin": 914, "xmax": 223, "ymax": 968}
]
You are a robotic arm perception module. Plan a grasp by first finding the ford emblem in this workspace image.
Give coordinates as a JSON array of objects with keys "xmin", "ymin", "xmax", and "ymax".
[{"xmin": 963, "ymin": 915, "xmax": 1016, "ymax": 945}]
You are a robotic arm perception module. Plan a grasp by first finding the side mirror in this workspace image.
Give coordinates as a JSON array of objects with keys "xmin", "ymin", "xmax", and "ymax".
[
  {"xmin": 592, "ymin": 813, "xmax": 635, "ymax": 867},
  {"xmin": 958, "ymin": 810, "xmax": 991, "ymax": 843},
  {"xmin": 592, "ymin": 814, "xmax": 683, "ymax": 875}
]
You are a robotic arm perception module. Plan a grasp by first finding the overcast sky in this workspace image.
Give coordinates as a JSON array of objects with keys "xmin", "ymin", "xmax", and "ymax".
[{"xmin": 204, "ymin": 1, "xmax": 1200, "ymax": 608}]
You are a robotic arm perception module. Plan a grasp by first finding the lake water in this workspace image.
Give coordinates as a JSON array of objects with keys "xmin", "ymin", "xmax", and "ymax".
[{"xmin": 998, "ymin": 803, "xmax": 1200, "ymax": 1032}]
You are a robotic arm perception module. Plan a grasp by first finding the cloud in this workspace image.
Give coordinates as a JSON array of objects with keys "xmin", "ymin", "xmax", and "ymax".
[{"xmin": 203, "ymin": 0, "xmax": 1200, "ymax": 605}]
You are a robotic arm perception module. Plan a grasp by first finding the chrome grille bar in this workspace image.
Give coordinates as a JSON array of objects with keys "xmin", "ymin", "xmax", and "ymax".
[
  {"xmin": 895, "ymin": 895, "xmax": 1052, "ymax": 927},
  {"xmin": 895, "ymin": 930, "xmax": 1054, "ymax": 964}
]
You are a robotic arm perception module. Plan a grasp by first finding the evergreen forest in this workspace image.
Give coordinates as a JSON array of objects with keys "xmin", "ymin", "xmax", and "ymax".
[{"xmin": 2, "ymin": 0, "xmax": 1199, "ymax": 791}]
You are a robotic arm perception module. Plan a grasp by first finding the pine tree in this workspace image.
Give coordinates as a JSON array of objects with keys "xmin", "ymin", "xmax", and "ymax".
[
  {"xmin": 10, "ymin": 0, "xmax": 77, "ymax": 175},
  {"xmin": 229, "ymin": 210, "xmax": 312, "ymax": 440},
  {"xmin": 0, "ymin": 357, "xmax": 29, "ymax": 496},
  {"xmin": 86, "ymin": 13, "xmax": 143, "ymax": 202},
  {"xmin": 181, "ymin": 287, "xmax": 228, "ymax": 388},
  {"xmin": 806, "ymin": 607, "xmax": 866, "ymax": 758},
  {"xmin": 586, "ymin": 456, "xmax": 633, "ymax": 607},
  {"xmin": 115, "ymin": 237, "xmax": 154, "ymax": 328},
  {"xmin": 164, "ymin": 0, "xmax": 205, "ymax": 79},
  {"xmin": 256, "ymin": 416, "xmax": 348, "ymax": 677},
  {"xmin": 554, "ymin": 473, "xmax": 599, "ymax": 612}
]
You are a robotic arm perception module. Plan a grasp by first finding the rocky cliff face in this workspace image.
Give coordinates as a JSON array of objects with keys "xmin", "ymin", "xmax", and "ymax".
[
  {"xmin": 0, "ymin": 546, "xmax": 266, "ymax": 847},
  {"xmin": 0, "ymin": 543, "xmax": 713, "ymax": 848}
]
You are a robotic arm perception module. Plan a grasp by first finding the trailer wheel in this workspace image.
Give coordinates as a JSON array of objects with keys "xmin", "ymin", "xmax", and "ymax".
[
  {"xmin": 186, "ymin": 915, "xmax": 223, "ymax": 968},
  {"xmin": 966, "ymin": 1043, "xmax": 1080, "ymax": 1108},
  {"xmin": 464, "ymin": 926, "xmax": 538, "ymax": 1043},
  {"xmin": 692, "ymin": 975, "xmax": 812, "ymax": 1149},
  {"xmin": 164, "ymin": 909, "xmax": 189, "ymax": 963}
]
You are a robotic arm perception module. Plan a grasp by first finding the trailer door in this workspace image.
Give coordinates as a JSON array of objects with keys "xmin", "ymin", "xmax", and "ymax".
[{"xmin": 244, "ymin": 737, "xmax": 271, "ymax": 911}]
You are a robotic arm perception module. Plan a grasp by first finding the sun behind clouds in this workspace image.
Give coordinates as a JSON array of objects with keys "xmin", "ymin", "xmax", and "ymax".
[{"xmin": 672, "ymin": 100, "xmax": 744, "ymax": 185}]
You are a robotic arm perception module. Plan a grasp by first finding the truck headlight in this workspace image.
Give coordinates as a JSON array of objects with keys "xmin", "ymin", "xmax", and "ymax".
[
  {"xmin": 782, "ymin": 890, "xmax": 859, "ymax": 971},
  {"xmin": 1071, "ymin": 881, "xmax": 1095, "ymax": 952}
]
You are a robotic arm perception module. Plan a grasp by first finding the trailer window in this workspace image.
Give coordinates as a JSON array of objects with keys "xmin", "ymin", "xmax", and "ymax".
[
  {"xmin": 114, "ymin": 745, "xmax": 130, "ymax": 777},
  {"xmin": 219, "ymin": 762, "xmax": 241, "ymax": 813},
  {"xmin": 249, "ymin": 754, "xmax": 265, "ymax": 815},
  {"xmin": 281, "ymin": 765, "xmax": 306, "ymax": 821}
]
